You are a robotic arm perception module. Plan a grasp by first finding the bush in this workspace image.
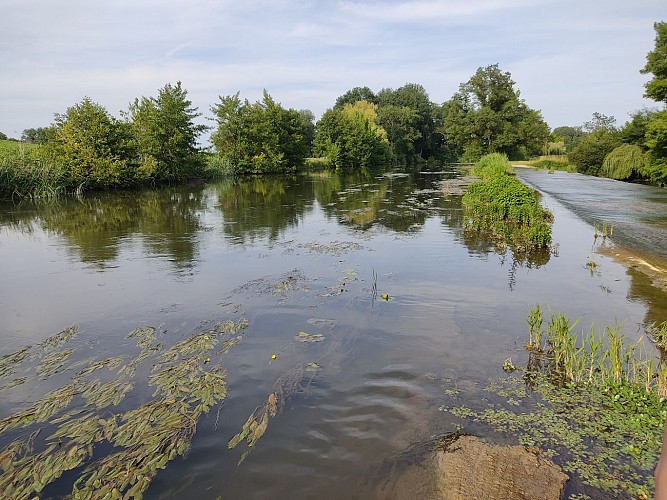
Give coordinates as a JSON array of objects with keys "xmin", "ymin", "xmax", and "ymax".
[
  {"xmin": 463, "ymin": 154, "xmax": 553, "ymax": 249},
  {"xmin": 568, "ymin": 130, "xmax": 621, "ymax": 176},
  {"xmin": 528, "ymin": 157, "xmax": 575, "ymax": 172},
  {"xmin": 470, "ymin": 152, "xmax": 514, "ymax": 179}
]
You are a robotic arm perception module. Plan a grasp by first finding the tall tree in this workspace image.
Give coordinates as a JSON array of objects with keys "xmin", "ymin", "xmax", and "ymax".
[
  {"xmin": 334, "ymin": 87, "xmax": 377, "ymax": 110},
  {"xmin": 443, "ymin": 64, "xmax": 549, "ymax": 161},
  {"xmin": 641, "ymin": 21, "xmax": 667, "ymax": 104},
  {"xmin": 377, "ymin": 83, "xmax": 437, "ymax": 159},
  {"xmin": 313, "ymin": 100, "xmax": 390, "ymax": 171},
  {"xmin": 49, "ymin": 97, "xmax": 135, "ymax": 189},
  {"xmin": 130, "ymin": 82, "xmax": 207, "ymax": 183},
  {"xmin": 211, "ymin": 90, "xmax": 308, "ymax": 174}
]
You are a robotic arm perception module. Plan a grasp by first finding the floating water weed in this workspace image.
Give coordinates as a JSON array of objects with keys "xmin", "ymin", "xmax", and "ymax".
[
  {"xmin": 36, "ymin": 348, "xmax": 74, "ymax": 379},
  {"xmin": 0, "ymin": 318, "xmax": 241, "ymax": 497},
  {"xmin": 40, "ymin": 325, "xmax": 78, "ymax": 351},
  {"xmin": 76, "ymin": 355, "xmax": 126, "ymax": 377},
  {"xmin": 294, "ymin": 332, "xmax": 325, "ymax": 343},
  {"xmin": 0, "ymin": 384, "xmax": 75, "ymax": 435},
  {"xmin": 127, "ymin": 326, "xmax": 157, "ymax": 349},
  {"xmin": 0, "ymin": 348, "xmax": 30, "ymax": 379}
]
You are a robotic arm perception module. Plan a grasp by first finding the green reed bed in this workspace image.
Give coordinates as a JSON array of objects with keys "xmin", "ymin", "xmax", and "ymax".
[
  {"xmin": 463, "ymin": 153, "xmax": 553, "ymax": 249},
  {"xmin": 0, "ymin": 143, "xmax": 68, "ymax": 199}
]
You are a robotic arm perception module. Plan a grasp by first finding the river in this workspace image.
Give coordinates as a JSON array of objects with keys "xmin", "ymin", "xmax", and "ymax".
[{"xmin": 0, "ymin": 166, "xmax": 665, "ymax": 498}]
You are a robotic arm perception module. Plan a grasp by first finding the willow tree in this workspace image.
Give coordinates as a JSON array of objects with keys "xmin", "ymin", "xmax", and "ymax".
[{"xmin": 601, "ymin": 144, "xmax": 646, "ymax": 180}]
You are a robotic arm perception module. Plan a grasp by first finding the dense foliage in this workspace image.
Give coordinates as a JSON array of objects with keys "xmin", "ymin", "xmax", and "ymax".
[
  {"xmin": 463, "ymin": 153, "xmax": 553, "ymax": 250},
  {"xmin": 129, "ymin": 82, "xmax": 208, "ymax": 183},
  {"xmin": 211, "ymin": 91, "xmax": 309, "ymax": 175},
  {"xmin": 443, "ymin": 65, "xmax": 549, "ymax": 161},
  {"xmin": 313, "ymin": 100, "xmax": 391, "ymax": 171}
]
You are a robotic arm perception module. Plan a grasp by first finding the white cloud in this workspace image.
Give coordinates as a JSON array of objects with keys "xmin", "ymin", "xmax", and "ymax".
[{"xmin": 0, "ymin": 0, "xmax": 665, "ymax": 137}]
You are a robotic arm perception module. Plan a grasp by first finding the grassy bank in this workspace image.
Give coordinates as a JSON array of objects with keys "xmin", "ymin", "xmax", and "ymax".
[{"xmin": 463, "ymin": 153, "xmax": 553, "ymax": 249}]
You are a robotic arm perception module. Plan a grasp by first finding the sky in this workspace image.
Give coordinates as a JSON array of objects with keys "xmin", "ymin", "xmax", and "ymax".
[{"xmin": 1, "ymin": 0, "xmax": 665, "ymax": 140}]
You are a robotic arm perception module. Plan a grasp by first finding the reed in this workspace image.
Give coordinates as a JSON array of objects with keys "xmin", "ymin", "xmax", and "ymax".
[
  {"xmin": 0, "ymin": 144, "xmax": 69, "ymax": 199},
  {"xmin": 526, "ymin": 307, "xmax": 667, "ymax": 397}
]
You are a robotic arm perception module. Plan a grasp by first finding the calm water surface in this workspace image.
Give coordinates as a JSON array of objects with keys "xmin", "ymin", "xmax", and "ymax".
[{"xmin": 1, "ymin": 167, "xmax": 666, "ymax": 498}]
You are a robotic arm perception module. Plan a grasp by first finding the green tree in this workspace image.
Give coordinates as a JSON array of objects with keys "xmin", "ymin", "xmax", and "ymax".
[
  {"xmin": 49, "ymin": 97, "xmax": 135, "ymax": 189},
  {"xmin": 313, "ymin": 100, "xmax": 390, "ymax": 171},
  {"xmin": 568, "ymin": 128, "xmax": 621, "ymax": 176},
  {"xmin": 297, "ymin": 109, "xmax": 316, "ymax": 155},
  {"xmin": 334, "ymin": 86, "xmax": 377, "ymax": 110},
  {"xmin": 641, "ymin": 21, "xmax": 667, "ymax": 103},
  {"xmin": 129, "ymin": 82, "xmax": 207, "ymax": 183},
  {"xmin": 21, "ymin": 127, "xmax": 53, "ymax": 144},
  {"xmin": 601, "ymin": 144, "xmax": 646, "ymax": 180},
  {"xmin": 377, "ymin": 83, "xmax": 437, "ymax": 159},
  {"xmin": 552, "ymin": 126, "xmax": 585, "ymax": 153},
  {"xmin": 0, "ymin": 131, "xmax": 7, "ymax": 141},
  {"xmin": 211, "ymin": 90, "xmax": 308, "ymax": 174},
  {"xmin": 443, "ymin": 65, "xmax": 549, "ymax": 161},
  {"xmin": 620, "ymin": 109, "xmax": 658, "ymax": 148},
  {"xmin": 642, "ymin": 110, "xmax": 667, "ymax": 184}
]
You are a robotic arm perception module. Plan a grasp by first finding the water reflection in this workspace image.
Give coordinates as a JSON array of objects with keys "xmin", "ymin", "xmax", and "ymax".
[
  {"xmin": 214, "ymin": 176, "xmax": 315, "ymax": 244},
  {"xmin": 0, "ymin": 187, "xmax": 207, "ymax": 269}
]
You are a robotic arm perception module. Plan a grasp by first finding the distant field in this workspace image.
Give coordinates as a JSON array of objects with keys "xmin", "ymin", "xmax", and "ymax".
[{"xmin": 0, "ymin": 139, "xmax": 38, "ymax": 155}]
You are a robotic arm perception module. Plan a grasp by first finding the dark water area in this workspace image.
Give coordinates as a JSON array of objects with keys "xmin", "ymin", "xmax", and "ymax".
[{"xmin": 0, "ymin": 166, "xmax": 666, "ymax": 498}]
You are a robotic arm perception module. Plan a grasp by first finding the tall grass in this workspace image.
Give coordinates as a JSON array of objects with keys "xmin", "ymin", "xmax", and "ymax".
[
  {"xmin": 470, "ymin": 152, "xmax": 515, "ymax": 179},
  {"xmin": 0, "ymin": 143, "xmax": 68, "ymax": 199},
  {"xmin": 526, "ymin": 306, "xmax": 667, "ymax": 398}
]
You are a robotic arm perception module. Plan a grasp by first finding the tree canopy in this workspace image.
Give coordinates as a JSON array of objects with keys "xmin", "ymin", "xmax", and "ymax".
[
  {"xmin": 443, "ymin": 64, "xmax": 549, "ymax": 161},
  {"xmin": 129, "ymin": 81, "xmax": 207, "ymax": 183},
  {"xmin": 211, "ymin": 90, "xmax": 309, "ymax": 175},
  {"xmin": 313, "ymin": 100, "xmax": 391, "ymax": 171},
  {"xmin": 641, "ymin": 21, "xmax": 667, "ymax": 104},
  {"xmin": 49, "ymin": 97, "xmax": 136, "ymax": 188}
]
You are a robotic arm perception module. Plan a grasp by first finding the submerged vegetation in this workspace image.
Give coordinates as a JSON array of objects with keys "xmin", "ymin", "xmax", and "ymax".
[
  {"xmin": 444, "ymin": 306, "xmax": 667, "ymax": 498},
  {"xmin": 0, "ymin": 319, "xmax": 248, "ymax": 498},
  {"xmin": 463, "ymin": 153, "xmax": 553, "ymax": 251}
]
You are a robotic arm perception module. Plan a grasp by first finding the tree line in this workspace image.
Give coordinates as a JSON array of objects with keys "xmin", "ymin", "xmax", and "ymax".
[
  {"xmin": 1, "ymin": 19, "xmax": 665, "ymax": 197},
  {"xmin": 550, "ymin": 21, "xmax": 666, "ymax": 185}
]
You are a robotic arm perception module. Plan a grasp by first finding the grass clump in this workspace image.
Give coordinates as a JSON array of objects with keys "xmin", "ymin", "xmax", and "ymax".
[
  {"xmin": 445, "ymin": 307, "xmax": 667, "ymax": 499},
  {"xmin": 527, "ymin": 156, "xmax": 576, "ymax": 172},
  {"xmin": 463, "ymin": 153, "xmax": 553, "ymax": 249}
]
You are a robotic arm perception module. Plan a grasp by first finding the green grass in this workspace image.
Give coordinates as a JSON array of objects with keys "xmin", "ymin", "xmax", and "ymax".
[
  {"xmin": 0, "ymin": 143, "xmax": 68, "ymax": 199},
  {"xmin": 525, "ymin": 156, "xmax": 576, "ymax": 172}
]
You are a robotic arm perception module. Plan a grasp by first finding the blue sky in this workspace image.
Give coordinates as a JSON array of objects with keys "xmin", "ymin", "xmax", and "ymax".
[{"xmin": 1, "ymin": 0, "xmax": 664, "ymax": 140}]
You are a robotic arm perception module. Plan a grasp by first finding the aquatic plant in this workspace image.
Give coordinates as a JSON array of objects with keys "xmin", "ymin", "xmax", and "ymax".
[
  {"xmin": 444, "ymin": 307, "xmax": 667, "ymax": 498},
  {"xmin": 0, "ymin": 318, "xmax": 249, "ymax": 498},
  {"xmin": 463, "ymin": 154, "xmax": 553, "ymax": 250}
]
